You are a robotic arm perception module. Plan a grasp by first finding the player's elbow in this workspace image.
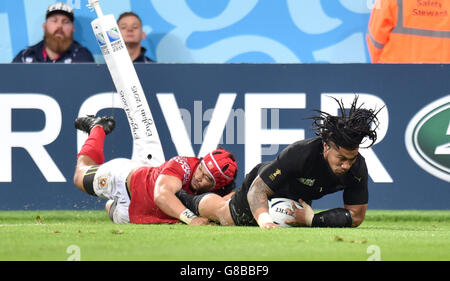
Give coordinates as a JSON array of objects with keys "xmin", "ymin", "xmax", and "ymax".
[
  {"xmin": 351, "ymin": 214, "xmax": 365, "ymax": 227},
  {"xmin": 352, "ymin": 218, "xmax": 363, "ymax": 227},
  {"xmin": 73, "ymin": 170, "xmax": 84, "ymax": 191},
  {"xmin": 345, "ymin": 204, "xmax": 367, "ymax": 228}
]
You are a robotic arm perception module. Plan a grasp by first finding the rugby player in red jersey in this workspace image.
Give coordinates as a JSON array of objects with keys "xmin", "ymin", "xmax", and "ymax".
[{"xmin": 72, "ymin": 115, "xmax": 237, "ymax": 225}]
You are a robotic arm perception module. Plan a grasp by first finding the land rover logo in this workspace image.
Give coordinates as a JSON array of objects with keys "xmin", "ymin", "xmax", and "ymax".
[{"xmin": 405, "ymin": 95, "xmax": 450, "ymax": 183}]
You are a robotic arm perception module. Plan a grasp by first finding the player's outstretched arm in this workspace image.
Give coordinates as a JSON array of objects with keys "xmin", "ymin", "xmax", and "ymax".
[
  {"xmin": 287, "ymin": 200, "xmax": 360, "ymax": 228},
  {"xmin": 247, "ymin": 176, "xmax": 278, "ymax": 229},
  {"xmin": 154, "ymin": 174, "xmax": 209, "ymax": 225}
]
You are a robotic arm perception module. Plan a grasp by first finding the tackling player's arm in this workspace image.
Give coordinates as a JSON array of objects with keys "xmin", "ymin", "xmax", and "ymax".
[
  {"xmin": 153, "ymin": 174, "xmax": 209, "ymax": 225},
  {"xmin": 247, "ymin": 176, "xmax": 277, "ymax": 229}
]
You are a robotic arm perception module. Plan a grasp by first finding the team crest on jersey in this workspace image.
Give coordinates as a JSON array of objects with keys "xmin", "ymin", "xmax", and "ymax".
[
  {"xmin": 98, "ymin": 177, "xmax": 108, "ymax": 189},
  {"xmin": 269, "ymin": 169, "xmax": 281, "ymax": 181},
  {"xmin": 298, "ymin": 177, "xmax": 315, "ymax": 187}
]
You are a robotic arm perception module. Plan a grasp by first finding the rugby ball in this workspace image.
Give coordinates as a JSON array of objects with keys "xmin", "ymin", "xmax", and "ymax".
[{"xmin": 268, "ymin": 197, "xmax": 303, "ymax": 227}]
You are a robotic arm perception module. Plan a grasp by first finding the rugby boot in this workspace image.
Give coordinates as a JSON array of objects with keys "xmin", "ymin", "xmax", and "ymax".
[{"xmin": 74, "ymin": 115, "xmax": 115, "ymax": 135}]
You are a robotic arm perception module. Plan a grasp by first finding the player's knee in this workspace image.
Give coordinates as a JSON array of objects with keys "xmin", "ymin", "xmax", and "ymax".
[
  {"xmin": 73, "ymin": 165, "xmax": 96, "ymax": 194},
  {"xmin": 105, "ymin": 199, "xmax": 113, "ymax": 214},
  {"xmin": 199, "ymin": 194, "xmax": 233, "ymax": 225},
  {"xmin": 106, "ymin": 199, "xmax": 129, "ymax": 224},
  {"xmin": 73, "ymin": 169, "xmax": 84, "ymax": 190},
  {"xmin": 198, "ymin": 194, "xmax": 220, "ymax": 215},
  {"xmin": 199, "ymin": 193, "xmax": 223, "ymax": 210},
  {"xmin": 217, "ymin": 207, "xmax": 234, "ymax": 226},
  {"xmin": 73, "ymin": 157, "xmax": 89, "ymax": 189}
]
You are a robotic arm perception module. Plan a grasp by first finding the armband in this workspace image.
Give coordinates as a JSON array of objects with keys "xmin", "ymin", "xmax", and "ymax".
[
  {"xmin": 179, "ymin": 209, "xmax": 197, "ymax": 224},
  {"xmin": 82, "ymin": 165, "xmax": 100, "ymax": 196},
  {"xmin": 311, "ymin": 208, "xmax": 352, "ymax": 227}
]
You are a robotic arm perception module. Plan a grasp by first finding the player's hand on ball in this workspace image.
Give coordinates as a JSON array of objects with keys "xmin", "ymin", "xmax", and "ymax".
[
  {"xmin": 285, "ymin": 199, "xmax": 314, "ymax": 227},
  {"xmin": 189, "ymin": 216, "xmax": 211, "ymax": 226}
]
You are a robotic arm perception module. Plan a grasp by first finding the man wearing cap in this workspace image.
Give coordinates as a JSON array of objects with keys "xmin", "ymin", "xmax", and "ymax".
[
  {"xmin": 72, "ymin": 115, "xmax": 238, "ymax": 225},
  {"xmin": 12, "ymin": 2, "xmax": 94, "ymax": 63}
]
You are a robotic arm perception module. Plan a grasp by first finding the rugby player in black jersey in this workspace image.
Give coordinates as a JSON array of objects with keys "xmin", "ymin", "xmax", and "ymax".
[{"xmin": 177, "ymin": 95, "xmax": 382, "ymax": 228}]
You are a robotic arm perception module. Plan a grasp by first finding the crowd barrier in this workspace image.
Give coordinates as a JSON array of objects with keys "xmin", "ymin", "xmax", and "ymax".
[{"xmin": 0, "ymin": 63, "xmax": 448, "ymax": 210}]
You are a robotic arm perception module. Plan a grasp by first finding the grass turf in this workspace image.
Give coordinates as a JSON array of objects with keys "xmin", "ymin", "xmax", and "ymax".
[{"xmin": 0, "ymin": 210, "xmax": 449, "ymax": 261}]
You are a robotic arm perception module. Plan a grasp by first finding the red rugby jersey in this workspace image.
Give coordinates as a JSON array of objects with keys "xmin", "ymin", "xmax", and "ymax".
[{"xmin": 128, "ymin": 156, "xmax": 200, "ymax": 224}]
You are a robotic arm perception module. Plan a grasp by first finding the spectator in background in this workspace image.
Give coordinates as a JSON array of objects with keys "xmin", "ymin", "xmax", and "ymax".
[
  {"xmin": 366, "ymin": 0, "xmax": 450, "ymax": 63},
  {"xmin": 12, "ymin": 2, "xmax": 94, "ymax": 63},
  {"xmin": 118, "ymin": 12, "xmax": 154, "ymax": 63}
]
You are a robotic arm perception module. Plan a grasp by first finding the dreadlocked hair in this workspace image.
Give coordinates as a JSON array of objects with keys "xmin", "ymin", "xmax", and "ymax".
[{"xmin": 310, "ymin": 95, "xmax": 383, "ymax": 150}]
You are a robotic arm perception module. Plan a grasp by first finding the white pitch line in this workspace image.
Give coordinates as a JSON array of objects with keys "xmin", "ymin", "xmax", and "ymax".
[{"xmin": 0, "ymin": 223, "xmax": 65, "ymax": 227}]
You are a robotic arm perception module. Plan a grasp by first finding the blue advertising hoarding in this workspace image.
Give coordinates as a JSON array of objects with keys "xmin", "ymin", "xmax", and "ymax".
[
  {"xmin": 1, "ymin": 0, "xmax": 374, "ymax": 63},
  {"xmin": 0, "ymin": 63, "xmax": 449, "ymax": 210}
]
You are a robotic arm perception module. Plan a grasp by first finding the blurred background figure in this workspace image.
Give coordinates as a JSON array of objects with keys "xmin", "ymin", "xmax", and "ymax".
[
  {"xmin": 12, "ymin": 2, "xmax": 94, "ymax": 63},
  {"xmin": 367, "ymin": 0, "xmax": 450, "ymax": 63},
  {"xmin": 118, "ymin": 12, "xmax": 154, "ymax": 63}
]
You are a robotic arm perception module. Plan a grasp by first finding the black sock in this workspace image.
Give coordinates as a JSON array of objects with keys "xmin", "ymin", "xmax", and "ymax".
[
  {"xmin": 176, "ymin": 190, "xmax": 209, "ymax": 216},
  {"xmin": 82, "ymin": 165, "xmax": 100, "ymax": 196}
]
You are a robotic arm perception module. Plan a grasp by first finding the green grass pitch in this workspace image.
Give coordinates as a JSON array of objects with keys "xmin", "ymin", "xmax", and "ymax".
[{"xmin": 0, "ymin": 210, "xmax": 449, "ymax": 261}]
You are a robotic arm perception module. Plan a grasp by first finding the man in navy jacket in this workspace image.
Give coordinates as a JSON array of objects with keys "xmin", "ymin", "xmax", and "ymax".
[{"xmin": 12, "ymin": 2, "xmax": 94, "ymax": 63}]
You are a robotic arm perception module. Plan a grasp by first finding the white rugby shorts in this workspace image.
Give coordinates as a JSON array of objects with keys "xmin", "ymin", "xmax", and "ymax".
[{"xmin": 92, "ymin": 158, "xmax": 145, "ymax": 224}]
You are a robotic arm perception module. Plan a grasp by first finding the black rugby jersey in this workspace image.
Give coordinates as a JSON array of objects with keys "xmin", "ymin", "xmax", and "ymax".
[
  {"xmin": 232, "ymin": 137, "xmax": 368, "ymax": 211},
  {"xmin": 228, "ymin": 137, "xmax": 369, "ymax": 225},
  {"xmin": 258, "ymin": 137, "xmax": 369, "ymax": 205}
]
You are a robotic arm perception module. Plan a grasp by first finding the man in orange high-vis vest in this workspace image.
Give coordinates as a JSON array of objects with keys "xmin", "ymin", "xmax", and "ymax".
[{"xmin": 367, "ymin": 0, "xmax": 450, "ymax": 63}]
